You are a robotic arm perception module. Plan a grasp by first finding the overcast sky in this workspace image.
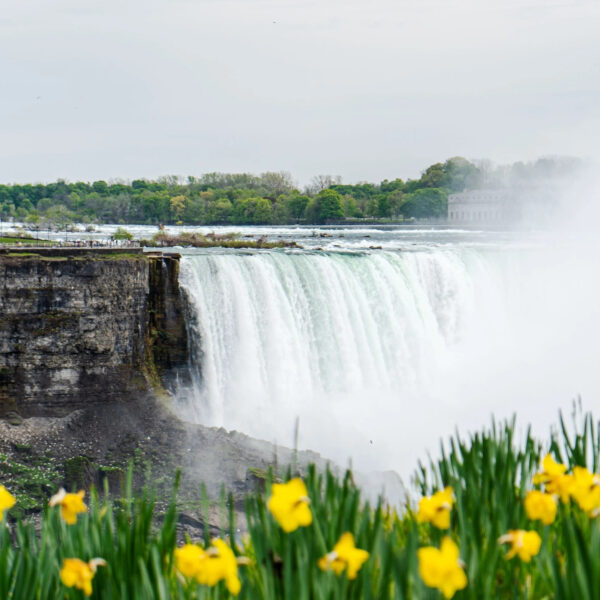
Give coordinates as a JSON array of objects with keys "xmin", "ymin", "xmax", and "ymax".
[{"xmin": 1, "ymin": 0, "xmax": 599, "ymax": 185}]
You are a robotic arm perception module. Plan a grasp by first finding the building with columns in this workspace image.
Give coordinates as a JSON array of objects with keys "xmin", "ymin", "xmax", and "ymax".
[{"xmin": 447, "ymin": 190, "xmax": 516, "ymax": 224}]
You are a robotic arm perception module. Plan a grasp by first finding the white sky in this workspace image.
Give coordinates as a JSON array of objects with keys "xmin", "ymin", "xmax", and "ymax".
[{"xmin": 1, "ymin": 0, "xmax": 599, "ymax": 185}]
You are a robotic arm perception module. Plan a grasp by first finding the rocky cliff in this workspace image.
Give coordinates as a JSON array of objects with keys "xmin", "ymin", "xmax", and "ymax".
[{"xmin": 0, "ymin": 248, "xmax": 188, "ymax": 418}]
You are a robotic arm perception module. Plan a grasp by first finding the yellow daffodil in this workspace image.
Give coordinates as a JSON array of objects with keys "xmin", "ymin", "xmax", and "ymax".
[
  {"xmin": 417, "ymin": 487, "xmax": 454, "ymax": 529},
  {"xmin": 498, "ymin": 530, "xmax": 541, "ymax": 562},
  {"xmin": 175, "ymin": 544, "xmax": 206, "ymax": 579},
  {"xmin": 418, "ymin": 537, "xmax": 467, "ymax": 599},
  {"xmin": 60, "ymin": 557, "xmax": 106, "ymax": 597},
  {"xmin": 533, "ymin": 454, "xmax": 567, "ymax": 483},
  {"xmin": 571, "ymin": 466, "xmax": 600, "ymax": 515},
  {"xmin": 196, "ymin": 539, "xmax": 242, "ymax": 595},
  {"xmin": 175, "ymin": 539, "xmax": 247, "ymax": 596},
  {"xmin": 524, "ymin": 490, "xmax": 557, "ymax": 525},
  {"xmin": 49, "ymin": 488, "xmax": 87, "ymax": 525},
  {"xmin": 546, "ymin": 473, "xmax": 575, "ymax": 504},
  {"xmin": 267, "ymin": 478, "xmax": 312, "ymax": 532},
  {"xmin": 0, "ymin": 485, "xmax": 16, "ymax": 520},
  {"xmin": 318, "ymin": 532, "xmax": 369, "ymax": 579},
  {"xmin": 533, "ymin": 454, "xmax": 574, "ymax": 502}
]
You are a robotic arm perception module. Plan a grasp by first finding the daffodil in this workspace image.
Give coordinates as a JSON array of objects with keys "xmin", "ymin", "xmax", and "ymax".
[
  {"xmin": 60, "ymin": 557, "xmax": 106, "ymax": 597},
  {"xmin": 498, "ymin": 530, "xmax": 541, "ymax": 562},
  {"xmin": 418, "ymin": 537, "xmax": 467, "ymax": 599},
  {"xmin": 571, "ymin": 466, "xmax": 600, "ymax": 515},
  {"xmin": 49, "ymin": 488, "xmax": 87, "ymax": 524},
  {"xmin": 175, "ymin": 539, "xmax": 247, "ymax": 596},
  {"xmin": 533, "ymin": 454, "xmax": 567, "ymax": 483},
  {"xmin": 0, "ymin": 485, "xmax": 16, "ymax": 520},
  {"xmin": 417, "ymin": 487, "xmax": 454, "ymax": 529},
  {"xmin": 533, "ymin": 454, "xmax": 574, "ymax": 502},
  {"xmin": 267, "ymin": 478, "xmax": 312, "ymax": 532},
  {"xmin": 524, "ymin": 490, "xmax": 557, "ymax": 525},
  {"xmin": 196, "ymin": 539, "xmax": 242, "ymax": 595},
  {"xmin": 318, "ymin": 532, "xmax": 369, "ymax": 579},
  {"xmin": 175, "ymin": 544, "xmax": 206, "ymax": 579}
]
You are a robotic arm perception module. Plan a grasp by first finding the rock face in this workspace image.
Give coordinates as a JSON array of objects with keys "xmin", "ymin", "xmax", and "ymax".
[{"xmin": 0, "ymin": 248, "xmax": 187, "ymax": 417}]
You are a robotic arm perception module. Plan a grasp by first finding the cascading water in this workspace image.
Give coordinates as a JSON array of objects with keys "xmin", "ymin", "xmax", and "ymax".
[
  {"xmin": 176, "ymin": 246, "xmax": 506, "ymax": 473},
  {"xmin": 175, "ymin": 230, "xmax": 600, "ymax": 477}
]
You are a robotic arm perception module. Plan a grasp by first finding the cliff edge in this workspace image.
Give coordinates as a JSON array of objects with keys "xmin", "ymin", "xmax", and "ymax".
[{"xmin": 0, "ymin": 248, "xmax": 187, "ymax": 419}]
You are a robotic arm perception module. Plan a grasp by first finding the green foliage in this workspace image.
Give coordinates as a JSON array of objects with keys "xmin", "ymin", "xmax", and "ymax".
[
  {"xmin": 0, "ymin": 236, "xmax": 53, "ymax": 246},
  {"xmin": 1, "ymin": 156, "xmax": 577, "ymax": 226},
  {"xmin": 111, "ymin": 227, "xmax": 133, "ymax": 241},
  {"xmin": 42, "ymin": 205, "xmax": 75, "ymax": 230},
  {"xmin": 169, "ymin": 195, "xmax": 188, "ymax": 222},
  {"xmin": 444, "ymin": 157, "xmax": 483, "ymax": 193},
  {"xmin": 0, "ymin": 452, "xmax": 61, "ymax": 517},
  {"xmin": 0, "ymin": 158, "xmax": 484, "ymax": 227},
  {"xmin": 306, "ymin": 189, "xmax": 344, "ymax": 224},
  {"xmin": 232, "ymin": 197, "xmax": 273, "ymax": 225},
  {"xmin": 416, "ymin": 421, "xmax": 545, "ymax": 598},
  {"xmin": 400, "ymin": 188, "xmax": 448, "ymax": 219},
  {"xmin": 283, "ymin": 193, "xmax": 310, "ymax": 222}
]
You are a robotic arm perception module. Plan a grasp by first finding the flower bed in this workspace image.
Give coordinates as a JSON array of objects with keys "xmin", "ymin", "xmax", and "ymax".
[{"xmin": 0, "ymin": 412, "xmax": 599, "ymax": 598}]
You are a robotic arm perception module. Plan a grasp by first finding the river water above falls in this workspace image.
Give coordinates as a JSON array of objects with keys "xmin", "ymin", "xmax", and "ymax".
[{"xmin": 169, "ymin": 227, "xmax": 600, "ymax": 480}]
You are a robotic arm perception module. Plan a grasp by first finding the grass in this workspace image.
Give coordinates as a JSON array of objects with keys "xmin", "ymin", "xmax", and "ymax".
[
  {"xmin": 0, "ymin": 236, "xmax": 54, "ymax": 246},
  {"xmin": 1, "ymin": 410, "xmax": 600, "ymax": 597},
  {"xmin": 0, "ymin": 451, "xmax": 62, "ymax": 517}
]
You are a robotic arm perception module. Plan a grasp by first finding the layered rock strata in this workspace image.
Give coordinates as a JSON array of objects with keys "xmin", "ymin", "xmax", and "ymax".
[{"xmin": 0, "ymin": 248, "xmax": 187, "ymax": 418}]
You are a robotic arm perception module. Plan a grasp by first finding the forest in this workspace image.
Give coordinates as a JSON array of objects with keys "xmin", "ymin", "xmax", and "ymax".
[{"xmin": 0, "ymin": 156, "xmax": 576, "ymax": 227}]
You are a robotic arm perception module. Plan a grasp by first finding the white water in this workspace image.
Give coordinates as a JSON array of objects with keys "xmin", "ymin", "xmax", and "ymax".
[
  {"xmin": 177, "ymin": 246, "xmax": 493, "ymax": 472},
  {"xmin": 176, "ymin": 233, "xmax": 600, "ymax": 480}
]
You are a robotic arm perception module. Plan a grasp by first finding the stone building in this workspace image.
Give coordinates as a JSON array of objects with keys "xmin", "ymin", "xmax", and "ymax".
[{"xmin": 447, "ymin": 190, "xmax": 515, "ymax": 224}]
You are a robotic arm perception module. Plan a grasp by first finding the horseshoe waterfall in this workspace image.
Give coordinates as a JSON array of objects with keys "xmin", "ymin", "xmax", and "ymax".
[{"xmin": 175, "ymin": 240, "xmax": 600, "ymax": 476}]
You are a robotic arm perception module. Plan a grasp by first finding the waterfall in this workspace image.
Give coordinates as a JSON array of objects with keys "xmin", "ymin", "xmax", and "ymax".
[
  {"xmin": 176, "ymin": 242, "xmax": 600, "ymax": 475},
  {"xmin": 177, "ymin": 249, "xmax": 501, "ymax": 470}
]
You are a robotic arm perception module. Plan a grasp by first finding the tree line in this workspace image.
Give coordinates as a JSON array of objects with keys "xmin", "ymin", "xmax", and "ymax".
[{"xmin": 0, "ymin": 156, "xmax": 576, "ymax": 227}]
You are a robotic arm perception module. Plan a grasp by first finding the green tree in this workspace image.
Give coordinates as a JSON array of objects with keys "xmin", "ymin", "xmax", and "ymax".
[
  {"xmin": 170, "ymin": 195, "xmax": 188, "ymax": 222},
  {"xmin": 376, "ymin": 195, "xmax": 392, "ymax": 219},
  {"xmin": 25, "ymin": 212, "xmax": 41, "ymax": 226},
  {"xmin": 92, "ymin": 180, "xmax": 109, "ymax": 195},
  {"xmin": 306, "ymin": 189, "xmax": 344, "ymax": 224},
  {"xmin": 444, "ymin": 157, "xmax": 482, "ymax": 191},
  {"xmin": 419, "ymin": 163, "xmax": 448, "ymax": 188},
  {"xmin": 206, "ymin": 198, "xmax": 233, "ymax": 223},
  {"xmin": 112, "ymin": 227, "xmax": 133, "ymax": 241},
  {"xmin": 284, "ymin": 193, "xmax": 310, "ymax": 221},
  {"xmin": 43, "ymin": 205, "xmax": 75, "ymax": 231},
  {"xmin": 67, "ymin": 192, "xmax": 83, "ymax": 212},
  {"xmin": 253, "ymin": 198, "xmax": 273, "ymax": 223},
  {"xmin": 343, "ymin": 195, "xmax": 361, "ymax": 218},
  {"xmin": 182, "ymin": 196, "xmax": 205, "ymax": 223},
  {"xmin": 399, "ymin": 188, "xmax": 448, "ymax": 219}
]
